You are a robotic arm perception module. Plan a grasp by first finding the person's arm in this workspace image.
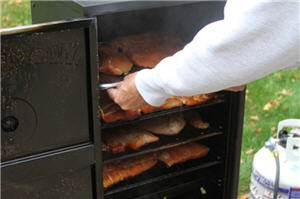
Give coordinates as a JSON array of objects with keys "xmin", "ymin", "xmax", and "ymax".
[{"xmin": 135, "ymin": 0, "xmax": 300, "ymax": 106}]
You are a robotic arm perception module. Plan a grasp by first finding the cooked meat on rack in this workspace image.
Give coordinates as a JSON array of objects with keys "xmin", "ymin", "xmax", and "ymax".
[
  {"xmin": 137, "ymin": 114, "xmax": 186, "ymax": 136},
  {"xmin": 98, "ymin": 44, "xmax": 133, "ymax": 75},
  {"xmin": 161, "ymin": 97, "xmax": 184, "ymax": 109},
  {"xmin": 103, "ymin": 154, "xmax": 158, "ymax": 188},
  {"xmin": 99, "ymin": 82, "xmax": 216, "ymax": 123},
  {"xmin": 99, "ymin": 101, "xmax": 140, "ymax": 123},
  {"xmin": 103, "ymin": 126, "xmax": 159, "ymax": 153},
  {"xmin": 141, "ymin": 97, "xmax": 183, "ymax": 114},
  {"xmin": 99, "ymin": 102, "xmax": 127, "ymax": 123},
  {"xmin": 180, "ymin": 93, "xmax": 216, "ymax": 106},
  {"xmin": 140, "ymin": 95, "xmax": 216, "ymax": 115},
  {"xmin": 99, "ymin": 94, "xmax": 216, "ymax": 123},
  {"xmin": 183, "ymin": 110, "xmax": 210, "ymax": 129},
  {"xmin": 99, "ymin": 91, "xmax": 141, "ymax": 123},
  {"xmin": 111, "ymin": 32, "xmax": 184, "ymax": 68},
  {"xmin": 139, "ymin": 94, "xmax": 216, "ymax": 115},
  {"xmin": 98, "ymin": 32, "xmax": 217, "ymax": 123},
  {"xmin": 158, "ymin": 143, "xmax": 210, "ymax": 167}
]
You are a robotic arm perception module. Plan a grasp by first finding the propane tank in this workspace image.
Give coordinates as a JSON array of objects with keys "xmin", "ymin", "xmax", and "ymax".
[{"xmin": 250, "ymin": 119, "xmax": 300, "ymax": 199}]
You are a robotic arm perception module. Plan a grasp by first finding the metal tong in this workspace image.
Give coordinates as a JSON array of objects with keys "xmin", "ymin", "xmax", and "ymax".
[{"xmin": 99, "ymin": 81, "xmax": 122, "ymax": 90}]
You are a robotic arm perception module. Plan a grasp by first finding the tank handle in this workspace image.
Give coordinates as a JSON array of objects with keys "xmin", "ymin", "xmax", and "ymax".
[
  {"xmin": 277, "ymin": 119, "xmax": 300, "ymax": 135},
  {"xmin": 286, "ymin": 137, "xmax": 300, "ymax": 162}
]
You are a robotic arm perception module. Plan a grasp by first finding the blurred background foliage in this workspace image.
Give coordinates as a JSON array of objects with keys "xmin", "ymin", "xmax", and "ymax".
[{"xmin": 1, "ymin": 0, "xmax": 31, "ymax": 28}]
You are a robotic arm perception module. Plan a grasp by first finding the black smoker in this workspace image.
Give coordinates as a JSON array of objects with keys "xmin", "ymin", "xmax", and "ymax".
[{"xmin": 1, "ymin": 1, "xmax": 245, "ymax": 199}]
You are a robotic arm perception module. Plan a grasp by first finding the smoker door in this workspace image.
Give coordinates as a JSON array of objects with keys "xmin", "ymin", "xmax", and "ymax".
[{"xmin": 1, "ymin": 19, "xmax": 100, "ymax": 161}]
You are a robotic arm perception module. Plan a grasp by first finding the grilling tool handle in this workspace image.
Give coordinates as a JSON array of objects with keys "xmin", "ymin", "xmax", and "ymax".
[{"xmin": 99, "ymin": 81, "xmax": 122, "ymax": 90}]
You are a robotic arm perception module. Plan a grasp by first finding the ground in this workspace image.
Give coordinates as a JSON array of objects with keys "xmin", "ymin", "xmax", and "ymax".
[{"xmin": 1, "ymin": 0, "xmax": 300, "ymax": 196}]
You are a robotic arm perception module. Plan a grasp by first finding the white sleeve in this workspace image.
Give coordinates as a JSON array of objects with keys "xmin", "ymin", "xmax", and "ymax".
[{"xmin": 135, "ymin": 0, "xmax": 300, "ymax": 106}]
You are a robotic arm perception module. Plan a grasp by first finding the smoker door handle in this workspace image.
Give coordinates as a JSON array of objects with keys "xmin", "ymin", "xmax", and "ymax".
[{"xmin": 99, "ymin": 81, "xmax": 122, "ymax": 90}]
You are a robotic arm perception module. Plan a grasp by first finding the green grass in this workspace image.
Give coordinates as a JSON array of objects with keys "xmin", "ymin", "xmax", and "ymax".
[
  {"xmin": 1, "ymin": 1, "xmax": 300, "ymax": 197},
  {"xmin": 0, "ymin": 0, "xmax": 31, "ymax": 28}
]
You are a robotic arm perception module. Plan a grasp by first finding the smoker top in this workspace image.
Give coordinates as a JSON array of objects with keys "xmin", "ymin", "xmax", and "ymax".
[
  {"xmin": 72, "ymin": 0, "xmax": 199, "ymax": 16},
  {"xmin": 74, "ymin": 1, "xmax": 195, "ymax": 7}
]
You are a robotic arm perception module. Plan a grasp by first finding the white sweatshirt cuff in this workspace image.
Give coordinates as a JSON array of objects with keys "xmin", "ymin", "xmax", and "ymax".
[{"xmin": 135, "ymin": 69, "xmax": 171, "ymax": 107}]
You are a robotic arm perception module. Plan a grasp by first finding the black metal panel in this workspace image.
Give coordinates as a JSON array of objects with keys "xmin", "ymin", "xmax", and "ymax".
[
  {"xmin": 31, "ymin": 1, "xmax": 84, "ymax": 24},
  {"xmin": 3, "ymin": 168, "xmax": 94, "ymax": 199},
  {"xmin": 81, "ymin": 1, "xmax": 206, "ymax": 17},
  {"xmin": 1, "ymin": 144, "xmax": 95, "ymax": 199},
  {"xmin": 31, "ymin": 1, "xmax": 223, "ymax": 22},
  {"xmin": 96, "ymin": 1, "xmax": 225, "ymax": 42},
  {"xmin": 222, "ymin": 90, "xmax": 246, "ymax": 199},
  {"xmin": 86, "ymin": 18, "xmax": 104, "ymax": 199},
  {"xmin": 1, "ymin": 19, "xmax": 100, "ymax": 162},
  {"xmin": 31, "ymin": 1, "xmax": 225, "ymax": 42},
  {"xmin": 74, "ymin": 1, "xmax": 201, "ymax": 15}
]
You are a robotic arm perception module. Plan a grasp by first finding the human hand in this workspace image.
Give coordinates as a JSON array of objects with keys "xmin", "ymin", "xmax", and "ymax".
[
  {"xmin": 107, "ymin": 72, "xmax": 148, "ymax": 110},
  {"xmin": 225, "ymin": 85, "xmax": 245, "ymax": 92}
]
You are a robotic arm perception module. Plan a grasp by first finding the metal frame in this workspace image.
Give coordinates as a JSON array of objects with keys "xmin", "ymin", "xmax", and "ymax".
[{"xmin": 223, "ymin": 90, "xmax": 246, "ymax": 199}]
